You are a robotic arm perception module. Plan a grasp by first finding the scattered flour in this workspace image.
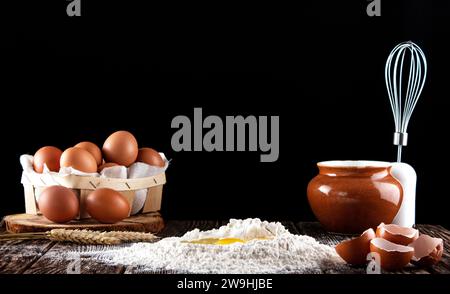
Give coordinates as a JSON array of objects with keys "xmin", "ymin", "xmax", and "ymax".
[{"xmin": 64, "ymin": 219, "xmax": 346, "ymax": 274}]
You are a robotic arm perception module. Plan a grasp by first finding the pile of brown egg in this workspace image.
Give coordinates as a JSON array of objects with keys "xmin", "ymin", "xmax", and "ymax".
[{"xmin": 32, "ymin": 130, "xmax": 165, "ymax": 224}]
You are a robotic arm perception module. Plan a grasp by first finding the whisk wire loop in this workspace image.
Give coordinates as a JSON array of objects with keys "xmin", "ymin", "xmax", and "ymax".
[{"xmin": 385, "ymin": 41, "xmax": 427, "ymax": 162}]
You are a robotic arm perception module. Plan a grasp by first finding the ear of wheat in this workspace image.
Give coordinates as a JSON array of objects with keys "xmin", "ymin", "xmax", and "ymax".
[{"xmin": 0, "ymin": 229, "xmax": 157, "ymax": 245}]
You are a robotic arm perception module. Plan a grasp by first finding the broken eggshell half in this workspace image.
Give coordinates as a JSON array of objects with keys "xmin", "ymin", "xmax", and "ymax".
[
  {"xmin": 335, "ymin": 228, "xmax": 376, "ymax": 265},
  {"xmin": 409, "ymin": 234, "xmax": 444, "ymax": 268},
  {"xmin": 370, "ymin": 238, "xmax": 414, "ymax": 271},
  {"xmin": 376, "ymin": 222, "xmax": 419, "ymax": 246}
]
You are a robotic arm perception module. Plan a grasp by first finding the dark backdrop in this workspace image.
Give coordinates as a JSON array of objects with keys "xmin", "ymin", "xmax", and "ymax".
[{"xmin": 2, "ymin": 1, "xmax": 449, "ymax": 228}]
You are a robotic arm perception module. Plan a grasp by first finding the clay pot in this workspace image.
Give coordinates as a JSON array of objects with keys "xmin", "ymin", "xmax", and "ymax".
[{"xmin": 307, "ymin": 161, "xmax": 403, "ymax": 234}]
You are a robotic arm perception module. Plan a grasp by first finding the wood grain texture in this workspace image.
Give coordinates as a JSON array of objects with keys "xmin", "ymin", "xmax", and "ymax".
[
  {"xmin": 295, "ymin": 221, "xmax": 349, "ymax": 245},
  {"xmin": 4, "ymin": 212, "xmax": 164, "ymax": 234},
  {"xmin": 0, "ymin": 239, "xmax": 55, "ymax": 273},
  {"xmin": 23, "ymin": 242, "xmax": 126, "ymax": 274},
  {"xmin": 0, "ymin": 221, "xmax": 449, "ymax": 274}
]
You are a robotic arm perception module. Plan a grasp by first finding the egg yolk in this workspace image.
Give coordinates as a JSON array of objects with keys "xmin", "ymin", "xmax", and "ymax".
[
  {"xmin": 184, "ymin": 237, "xmax": 271, "ymax": 245},
  {"xmin": 215, "ymin": 238, "xmax": 245, "ymax": 245}
]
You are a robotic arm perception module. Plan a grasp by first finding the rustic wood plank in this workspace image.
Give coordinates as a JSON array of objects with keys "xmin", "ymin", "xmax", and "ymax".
[
  {"xmin": 23, "ymin": 242, "xmax": 125, "ymax": 274},
  {"xmin": 121, "ymin": 212, "xmax": 165, "ymax": 233},
  {"xmin": 0, "ymin": 239, "xmax": 55, "ymax": 273},
  {"xmin": 295, "ymin": 221, "xmax": 350, "ymax": 245},
  {"xmin": 384, "ymin": 266, "xmax": 430, "ymax": 274},
  {"xmin": 157, "ymin": 220, "xmax": 195, "ymax": 237},
  {"xmin": 1, "ymin": 221, "xmax": 448, "ymax": 274}
]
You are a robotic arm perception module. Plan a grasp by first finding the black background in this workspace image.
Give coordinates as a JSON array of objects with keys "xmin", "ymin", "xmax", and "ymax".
[{"xmin": 2, "ymin": 0, "xmax": 450, "ymax": 228}]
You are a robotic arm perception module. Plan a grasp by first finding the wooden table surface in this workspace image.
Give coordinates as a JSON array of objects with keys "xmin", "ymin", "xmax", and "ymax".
[{"xmin": 0, "ymin": 220, "xmax": 449, "ymax": 274}]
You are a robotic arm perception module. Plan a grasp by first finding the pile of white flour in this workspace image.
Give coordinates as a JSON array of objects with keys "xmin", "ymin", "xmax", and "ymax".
[{"xmin": 67, "ymin": 219, "xmax": 346, "ymax": 274}]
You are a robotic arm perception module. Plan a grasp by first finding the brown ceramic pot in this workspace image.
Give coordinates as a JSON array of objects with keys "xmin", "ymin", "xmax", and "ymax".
[{"xmin": 307, "ymin": 161, "xmax": 403, "ymax": 234}]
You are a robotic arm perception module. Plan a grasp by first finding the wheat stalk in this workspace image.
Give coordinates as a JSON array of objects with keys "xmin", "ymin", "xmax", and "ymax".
[
  {"xmin": 101, "ymin": 231, "xmax": 157, "ymax": 242},
  {"xmin": 48, "ymin": 229, "xmax": 121, "ymax": 245},
  {"xmin": 0, "ymin": 229, "xmax": 157, "ymax": 245}
]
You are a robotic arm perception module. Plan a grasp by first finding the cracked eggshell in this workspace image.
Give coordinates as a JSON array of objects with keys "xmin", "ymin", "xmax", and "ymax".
[
  {"xmin": 335, "ymin": 228, "xmax": 376, "ymax": 265},
  {"xmin": 376, "ymin": 222, "xmax": 419, "ymax": 246},
  {"xmin": 370, "ymin": 238, "xmax": 414, "ymax": 271},
  {"xmin": 409, "ymin": 234, "xmax": 444, "ymax": 268}
]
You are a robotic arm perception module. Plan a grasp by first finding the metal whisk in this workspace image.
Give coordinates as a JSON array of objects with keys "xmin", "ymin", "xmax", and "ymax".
[{"xmin": 385, "ymin": 41, "xmax": 427, "ymax": 162}]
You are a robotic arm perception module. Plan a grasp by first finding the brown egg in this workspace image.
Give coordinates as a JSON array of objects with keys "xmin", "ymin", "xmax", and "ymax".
[
  {"xmin": 33, "ymin": 146, "xmax": 62, "ymax": 173},
  {"xmin": 38, "ymin": 186, "xmax": 79, "ymax": 223},
  {"xmin": 60, "ymin": 147, "xmax": 98, "ymax": 173},
  {"xmin": 335, "ymin": 228, "xmax": 376, "ymax": 265},
  {"xmin": 370, "ymin": 238, "xmax": 414, "ymax": 271},
  {"xmin": 136, "ymin": 147, "xmax": 165, "ymax": 167},
  {"xmin": 98, "ymin": 162, "xmax": 119, "ymax": 172},
  {"xmin": 376, "ymin": 223, "xmax": 419, "ymax": 246},
  {"xmin": 102, "ymin": 131, "xmax": 138, "ymax": 166},
  {"xmin": 409, "ymin": 234, "xmax": 444, "ymax": 267},
  {"xmin": 86, "ymin": 188, "xmax": 130, "ymax": 223},
  {"xmin": 74, "ymin": 141, "xmax": 102, "ymax": 166}
]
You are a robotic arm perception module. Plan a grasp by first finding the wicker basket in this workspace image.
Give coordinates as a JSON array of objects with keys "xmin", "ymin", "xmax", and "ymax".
[{"xmin": 21, "ymin": 171, "xmax": 166, "ymax": 219}]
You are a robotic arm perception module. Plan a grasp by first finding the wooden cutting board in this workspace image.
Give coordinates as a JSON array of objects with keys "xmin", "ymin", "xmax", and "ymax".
[{"xmin": 3, "ymin": 212, "xmax": 164, "ymax": 234}]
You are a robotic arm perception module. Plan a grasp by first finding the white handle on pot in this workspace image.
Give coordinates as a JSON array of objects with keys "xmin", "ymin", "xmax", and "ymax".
[{"xmin": 390, "ymin": 162, "xmax": 417, "ymax": 227}]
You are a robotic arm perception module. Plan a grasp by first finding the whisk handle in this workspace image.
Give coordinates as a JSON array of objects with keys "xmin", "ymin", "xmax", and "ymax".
[{"xmin": 393, "ymin": 132, "xmax": 408, "ymax": 146}]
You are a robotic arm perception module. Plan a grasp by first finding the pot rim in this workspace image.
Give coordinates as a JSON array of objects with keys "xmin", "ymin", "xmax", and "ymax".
[{"xmin": 317, "ymin": 160, "xmax": 391, "ymax": 168}]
